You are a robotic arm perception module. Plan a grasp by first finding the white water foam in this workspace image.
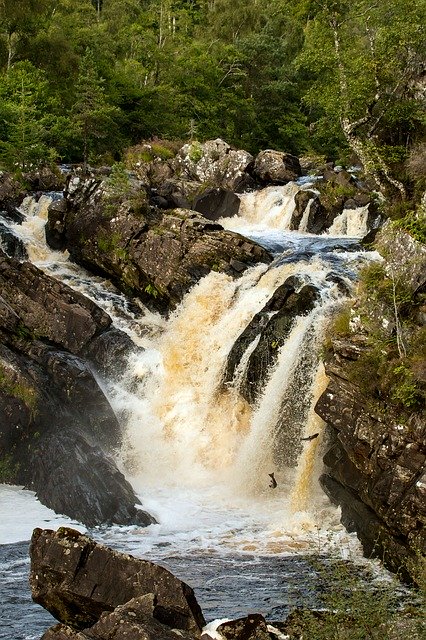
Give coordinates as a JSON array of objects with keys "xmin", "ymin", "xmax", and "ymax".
[{"xmin": 1, "ymin": 190, "xmax": 373, "ymax": 562}]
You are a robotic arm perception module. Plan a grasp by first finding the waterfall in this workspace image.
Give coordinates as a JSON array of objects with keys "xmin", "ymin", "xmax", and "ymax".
[{"xmin": 0, "ymin": 187, "xmax": 379, "ymax": 557}]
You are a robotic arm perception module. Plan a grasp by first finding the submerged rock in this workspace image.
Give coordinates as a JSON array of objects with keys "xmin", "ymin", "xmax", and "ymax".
[{"xmin": 30, "ymin": 528, "xmax": 205, "ymax": 636}]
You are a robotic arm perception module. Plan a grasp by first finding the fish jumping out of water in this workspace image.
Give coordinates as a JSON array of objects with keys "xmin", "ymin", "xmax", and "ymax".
[
  {"xmin": 301, "ymin": 433, "xmax": 319, "ymax": 442},
  {"xmin": 268, "ymin": 472, "xmax": 277, "ymax": 488}
]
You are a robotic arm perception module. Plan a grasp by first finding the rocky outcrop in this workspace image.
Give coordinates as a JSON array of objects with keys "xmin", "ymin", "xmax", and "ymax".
[
  {"xmin": 30, "ymin": 529, "xmax": 315, "ymax": 640},
  {"xmin": 316, "ymin": 338, "xmax": 425, "ymax": 582},
  {"xmin": 0, "ymin": 171, "xmax": 26, "ymax": 219},
  {"xmin": 30, "ymin": 528, "xmax": 205, "ymax": 637},
  {"xmin": 252, "ymin": 150, "xmax": 301, "ymax": 185},
  {"xmin": 224, "ymin": 277, "xmax": 320, "ymax": 404},
  {"xmin": 171, "ymin": 139, "xmax": 254, "ymax": 193},
  {"xmin": 0, "ymin": 249, "xmax": 153, "ymax": 527},
  {"xmin": 46, "ymin": 176, "xmax": 271, "ymax": 313}
]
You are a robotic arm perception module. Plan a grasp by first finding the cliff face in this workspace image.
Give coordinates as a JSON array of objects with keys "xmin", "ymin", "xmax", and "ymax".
[
  {"xmin": 316, "ymin": 223, "xmax": 426, "ymax": 582},
  {"xmin": 316, "ymin": 343, "xmax": 425, "ymax": 581}
]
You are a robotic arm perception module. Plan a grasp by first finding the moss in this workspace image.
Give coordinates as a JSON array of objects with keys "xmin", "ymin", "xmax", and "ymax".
[
  {"xmin": 150, "ymin": 143, "xmax": 175, "ymax": 160},
  {"xmin": 0, "ymin": 454, "xmax": 20, "ymax": 483},
  {"xmin": 0, "ymin": 363, "xmax": 37, "ymax": 411},
  {"xmin": 319, "ymin": 181, "xmax": 357, "ymax": 210},
  {"xmin": 144, "ymin": 283, "xmax": 160, "ymax": 298},
  {"xmin": 97, "ymin": 232, "xmax": 127, "ymax": 261},
  {"xmin": 188, "ymin": 141, "xmax": 203, "ymax": 163}
]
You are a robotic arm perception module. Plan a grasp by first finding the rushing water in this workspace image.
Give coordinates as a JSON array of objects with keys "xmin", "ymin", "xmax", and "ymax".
[{"xmin": 1, "ymin": 183, "xmax": 401, "ymax": 639}]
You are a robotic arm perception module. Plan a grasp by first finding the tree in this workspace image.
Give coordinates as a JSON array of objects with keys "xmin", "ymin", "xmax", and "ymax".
[
  {"xmin": 299, "ymin": 0, "xmax": 426, "ymax": 198},
  {"xmin": 72, "ymin": 48, "xmax": 121, "ymax": 167},
  {"xmin": 0, "ymin": 61, "xmax": 62, "ymax": 170},
  {"xmin": 0, "ymin": 0, "xmax": 54, "ymax": 70}
]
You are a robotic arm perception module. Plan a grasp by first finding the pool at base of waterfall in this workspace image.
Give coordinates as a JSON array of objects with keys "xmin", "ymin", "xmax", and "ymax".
[{"xmin": 0, "ymin": 485, "xmax": 413, "ymax": 640}]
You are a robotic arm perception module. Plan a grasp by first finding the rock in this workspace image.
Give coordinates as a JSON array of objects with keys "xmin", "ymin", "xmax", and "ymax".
[
  {"xmin": 42, "ymin": 596, "xmax": 198, "ymax": 639},
  {"xmin": 46, "ymin": 176, "xmax": 271, "ymax": 313},
  {"xmin": 224, "ymin": 277, "xmax": 320, "ymax": 404},
  {"xmin": 252, "ymin": 150, "xmax": 301, "ymax": 185},
  {"xmin": 291, "ymin": 191, "xmax": 331, "ymax": 233},
  {"xmin": 0, "ymin": 249, "xmax": 154, "ymax": 526},
  {"xmin": 193, "ymin": 188, "xmax": 240, "ymax": 220},
  {"xmin": 22, "ymin": 166, "xmax": 65, "ymax": 192},
  {"xmin": 0, "ymin": 222, "xmax": 28, "ymax": 259},
  {"xmin": 315, "ymin": 347, "xmax": 426, "ymax": 582},
  {"xmin": 0, "ymin": 249, "xmax": 112, "ymax": 354},
  {"xmin": 45, "ymin": 198, "xmax": 68, "ymax": 250},
  {"xmin": 0, "ymin": 171, "xmax": 26, "ymax": 215},
  {"xmin": 30, "ymin": 528, "xmax": 205, "ymax": 635},
  {"xmin": 217, "ymin": 614, "xmax": 271, "ymax": 639},
  {"xmin": 84, "ymin": 328, "xmax": 137, "ymax": 378},
  {"xmin": 30, "ymin": 431, "xmax": 155, "ymax": 527},
  {"xmin": 172, "ymin": 139, "xmax": 254, "ymax": 192}
]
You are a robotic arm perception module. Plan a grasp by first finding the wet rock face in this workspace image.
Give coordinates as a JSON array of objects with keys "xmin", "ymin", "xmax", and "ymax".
[
  {"xmin": 316, "ymin": 341, "xmax": 426, "ymax": 582},
  {"xmin": 224, "ymin": 277, "xmax": 320, "ymax": 404},
  {"xmin": 0, "ymin": 249, "xmax": 153, "ymax": 527},
  {"xmin": 30, "ymin": 528, "xmax": 206, "ymax": 637},
  {"xmin": 46, "ymin": 176, "xmax": 271, "ymax": 313},
  {"xmin": 0, "ymin": 249, "xmax": 112, "ymax": 354},
  {"xmin": 31, "ymin": 432, "xmax": 155, "ymax": 528}
]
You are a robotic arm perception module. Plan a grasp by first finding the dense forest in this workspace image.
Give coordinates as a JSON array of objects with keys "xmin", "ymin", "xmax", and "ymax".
[{"xmin": 0, "ymin": 0, "xmax": 425, "ymax": 197}]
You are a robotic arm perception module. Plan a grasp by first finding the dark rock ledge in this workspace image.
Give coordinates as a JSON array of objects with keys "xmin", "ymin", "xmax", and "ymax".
[
  {"xmin": 0, "ymin": 249, "xmax": 154, "ymax": 527},
  {"xmin": 316, "ymin": 338, "xmax": 425, "ymax": 583}
]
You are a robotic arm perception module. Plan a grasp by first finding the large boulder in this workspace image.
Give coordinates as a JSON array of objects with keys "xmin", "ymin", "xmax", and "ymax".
[
  {"xmin": 252, "ymin": 150, "xmax": 301, "ymax": 185},
  {"xmin": 171, "ymin": 139, "xmax": 254, "ymax": 192},
  {"xmin": 30, "ymin": 528, "xmax": 205, "ymax": 636},
  {"xmin": 46, "ymin": 176, "xmax": 271, "ymax": 313},
  {"xmin": 41, "ymin": 598, "xmax": 197, "ymax": 639},
  {"xmin": 193, "ymin": 187, "xmax": 240, "ymax": 221}
]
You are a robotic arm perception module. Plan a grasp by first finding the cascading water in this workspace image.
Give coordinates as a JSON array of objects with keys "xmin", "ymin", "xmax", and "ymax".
[{"xmin": 1, "ymin": 184, "xmax": 401, "ymax": 639}]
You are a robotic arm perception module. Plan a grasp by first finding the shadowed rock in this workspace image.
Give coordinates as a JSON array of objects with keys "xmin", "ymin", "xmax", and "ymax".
[
  {"xmin": 30, "ymin": 528, "xmax": 205, "ymax": 636},
  {"xmin": 224, "ymin": 277, "xmax": 320, "ymax": 404},
  {"xmin": 193, "ymin": 187, "xmax": 240, "ymax": 221},
  {"xmin": 316, "ymin": 338, "xmax": 426, "ymax": 582},
  {"xmin": 0, "ymin": 249, "xmax": 153, "ymax": 527},
  {"xmin": 217, "ymin": 614, "xmax": 271, "ymax": 639}
]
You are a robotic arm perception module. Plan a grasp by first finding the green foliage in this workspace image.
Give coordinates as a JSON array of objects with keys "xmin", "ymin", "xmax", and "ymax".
[
  {"xmin": 0, "ymin": 362, "xmax": 37, "ymax": 411},
  {"xmin": 97, "ymin": 231, "xmax": 127, "ymax": 260},
  {"xmin": 345, "ymin": 256, "xmax": 425, "ymax": 411},
  {"xmin": 144, "ymin": 282, "xmax": 160, "ymax": 298},
  {"xmin": 319, "ymin": 181, "xmax": 357, "ymax": 210},
  {"xmin": 0, "ymin": 61, "xmax": 64, "ymax": 170},
  {"xmin": 292, "ymin": 557, "xmax": 426, "ymax": 640},
  {"xmin": 104, "ymin": 162, "xmax": 130, "ymax": 198},
  {"xmin": 188, "ymin": 141, "xmax": 203, "ymax": 163},
  {"xmin": 0, "ymin": 0, "xmax": 423, "ymax": 167},
  {"xmin": 0, "ymin": 454, "xmax": 20, "ymax": 483},
  {"xmin": 393, "ymin": 213, "xmax": 426, "ymax": 244}
]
